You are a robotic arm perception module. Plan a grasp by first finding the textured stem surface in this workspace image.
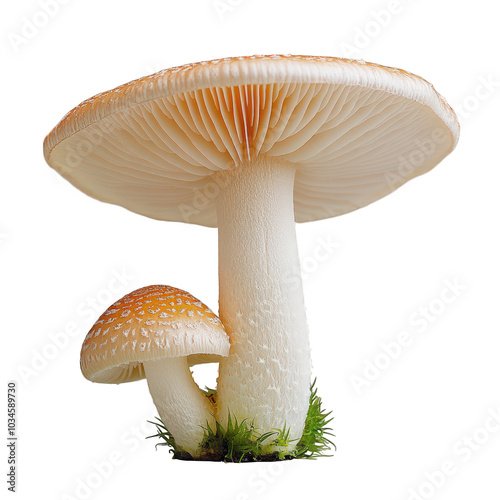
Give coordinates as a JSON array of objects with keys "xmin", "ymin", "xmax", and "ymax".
[
  {"xmin": 215, "ymin": 156, "xmax": 311, "ymax": 448},
  {"xmin": 144, "ymin": 357, "xmax": 214, "ymax": 456}
]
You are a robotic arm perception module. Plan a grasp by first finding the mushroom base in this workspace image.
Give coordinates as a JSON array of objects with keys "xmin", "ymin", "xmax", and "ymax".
[
  {"xmin": 173, "ymin": 451, "xmax": 296, "ymax": 462},
  {"xmin": 150, "ymin": 379, "xmax": 334, "ymax": 461}
]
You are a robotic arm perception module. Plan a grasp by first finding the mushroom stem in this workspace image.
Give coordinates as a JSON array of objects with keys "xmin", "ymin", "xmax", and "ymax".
[
  {"xmin": 143, "ymin": 357, "xmax": 215, "ymax": 456},
  {"xmin": 215, "ymin": 156, "xmax": 311, "ymax": 449}
]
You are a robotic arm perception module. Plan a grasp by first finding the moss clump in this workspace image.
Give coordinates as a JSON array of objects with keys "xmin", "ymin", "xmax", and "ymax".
[{"xmin": 148, "ymin": 379, "xmax": 335, "ymax": 462}]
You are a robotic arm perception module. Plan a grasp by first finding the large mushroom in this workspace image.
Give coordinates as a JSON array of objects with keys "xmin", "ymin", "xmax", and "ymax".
[
  {"xmin": 80, "ymin": 285, "xmax": 230, "ymax": 457},
  {"xmin": 45, "ymin": 55, "xmax": 459, "ymax": 453}
]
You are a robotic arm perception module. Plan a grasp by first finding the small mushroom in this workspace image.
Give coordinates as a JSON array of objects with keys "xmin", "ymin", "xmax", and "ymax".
[
  {"xmin": 80, "ymin": 285, "xmax": 230, "ymax": 457},
  {"xmin": 46, "ymin": 55, "xmax": 459, "ymax": 452}
]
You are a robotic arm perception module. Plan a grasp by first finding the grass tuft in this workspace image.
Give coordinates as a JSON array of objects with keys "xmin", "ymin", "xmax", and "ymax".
[
  {"xmin": 295, "ymin": 379, "xmax": 336, "ymax": 459},
  {"xmin": 148, "ymin": 379, "xmax": 335, "ymax": 462}
]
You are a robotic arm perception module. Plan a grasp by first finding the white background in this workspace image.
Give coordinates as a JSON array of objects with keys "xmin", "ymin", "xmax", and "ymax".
[{"xmin": 2, "ymin": 0, "xmax": 499, "ymax": 499}]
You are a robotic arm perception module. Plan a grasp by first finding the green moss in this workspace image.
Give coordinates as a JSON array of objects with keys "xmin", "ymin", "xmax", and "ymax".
[
  {"xmin": 294, "ymin": 380, "xmax": 335, "ymax": 459},
  {"xmin": 147, "ymin": 379, "xmax": 335, "ymax": 462}
]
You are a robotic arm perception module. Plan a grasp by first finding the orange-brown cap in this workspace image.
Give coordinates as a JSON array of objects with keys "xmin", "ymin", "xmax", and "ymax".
[{"xmin": 80, "ymin": 285, "xmax": 230, "ymax": 384}]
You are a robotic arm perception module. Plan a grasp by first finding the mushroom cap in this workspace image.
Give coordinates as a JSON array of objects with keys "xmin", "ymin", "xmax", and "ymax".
[
  {"xmin": 80, "ymin": 285, "xmax": 230, "ymax": 384},
  {"xmin": 44, "ymin": 55, "xmax": 459, "ymax": 227}
]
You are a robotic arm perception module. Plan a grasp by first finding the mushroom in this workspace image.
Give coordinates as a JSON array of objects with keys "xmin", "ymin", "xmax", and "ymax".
[
  {"xmin": 80, "ymin": 284, "xmax": 230, "ymax": 457},
  {"xmin": 45, "ymin": 55, "xmax": 459, "ymax": 452}
]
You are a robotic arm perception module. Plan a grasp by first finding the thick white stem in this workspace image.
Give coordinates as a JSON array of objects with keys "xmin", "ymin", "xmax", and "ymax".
[
  {"xmin": 215, "ymin": 156, "xmax": 311, "ymax": 449},
  {"xmin": 143, "ymin": 357, "xmax": 215, "ymax": 456}
]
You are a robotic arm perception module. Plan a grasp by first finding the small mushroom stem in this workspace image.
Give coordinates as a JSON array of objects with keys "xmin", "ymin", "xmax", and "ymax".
[
  {"xmin": 143, "ymin": 357, "xmax": 215, "ymax": 456},
  {"xmin": 215, "ymin": 156, "xmax": 311, "ymax": 450}
]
